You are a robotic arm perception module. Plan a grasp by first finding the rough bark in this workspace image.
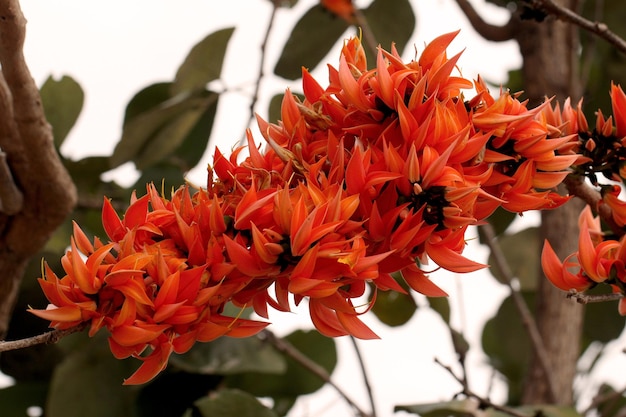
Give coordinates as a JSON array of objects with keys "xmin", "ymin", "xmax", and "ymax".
[
  {"xmin": 514, "ymin": 1, "xmax": 584, "ymax": 405},
  {"xmin": 455, "ymin": 0, "xmax": 585, "ymax": 406},
  {"xmin": 0, "ymin": 0, "xmax": 77, "ymax": 338}
]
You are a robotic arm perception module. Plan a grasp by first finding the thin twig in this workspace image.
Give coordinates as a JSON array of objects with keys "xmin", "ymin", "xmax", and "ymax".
[
  {"xmin": 0, "ymin": 322, "xmax": 87, "ymax": 353},
  {"xmin": 480, "ymin": 222, "xmax": 559, "ymax": 402},
  {"xmin": 261, "ymin": 329, "xmax": 372, "ymax": 417},
  {"xmin": 529, "ymin": 0, "xmax": 626, "ymax": 55},
  {"xmin": 567, "ymin": 289, "xmax": 624, "ymax": 304},
  {"xmin": 241, "ymin": 0, "xmax": 279, "ymax": 145},
  {"xmin": 352, "ymin": 8, "xmax": 378, "ymax": 57},
  {"xmin": 435, "ymin": 358, "xmax": 531, "ymax": 417},
  {"xmin": 350, "ymin": 336, "xmax": 377, "ymax": 417}
]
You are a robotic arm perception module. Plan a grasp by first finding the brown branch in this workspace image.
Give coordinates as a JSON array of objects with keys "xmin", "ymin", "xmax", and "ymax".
[
  {"xmin": 564, "ymin": 175, "xmax": 623, "ymax": 237},
  {"xmin": 352, "ymin": 8, "xmax": 378, "ymax": 57},
  {"xmin": 453, "ymin": 0, "xmax": 517, "ymax": 42},
  {"xmin": 261, "ymin": 329, "xmax": 372, "ymax": 417},
  {"xmin": 435, "ymin": 358, "xmax": 531, "ymax": 417},
  {"xmin": 480, "ymin": 222, "xmax": 558, "ymax": 402},
  {"xmin": 0, "ymin": 322, "xmax": 87, "ymax": 352},
  {"xmin": 567, "ymin": 289, "xmax": 624, "ymax": 304},
  {"xmin": 530, "ymin": 0, "xmax": 626, "ymax": 55}
]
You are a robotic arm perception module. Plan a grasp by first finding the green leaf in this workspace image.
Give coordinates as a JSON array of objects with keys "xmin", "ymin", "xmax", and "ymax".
[
  {"xmin": 395, "ymin": 399, "xmax": 477, "ymax": 417},
  {"xmin": 517, "ymin": 405, "xmax": 582, "ymax": 417},
  {"xmin": 225, "ymin": 330, "xmax": 337, "ymax": 406},
  {"xmin": 371, "ymin": 287, "xmax": 417, "ymax": 326},
  {"xmin": 487, "ymin": 227, "xmax": 540, "ymax": 291},
  {"xmin": 449, "ymin": 328, "xmax": 470, "ymax": 359},
  {"xmin": 64, "ymin": 155, "xmax": 112, "ymax": 195},
  {"xmin": 274, "ymin": 5, "xmax": 350, "ymax": 80},
  {"xmin": 46, "ymin": 335, "xmax": 138, "ymax": 417},
  {"xmin": 133, "ymin": 95, "xmax": 215, "ymax": 170},
  {"xmin": 123, "ymin": 82, "xmax": 173, "ymax": 127},
  {"xmin": 132, "ymin": 162, "xmax": 186, "ymax": 193},
  {"xmin": 481, "ymin": 293, "xmax": 534, "ymax": 404},
  {"xmin": 111, "ymin": 92, "xmax": 213, "ymax": 169},
  {"xmin": 268, "ymin": 92, "xmax": 304, "ymax": 124},
  {"xmin": 427, "ymin": 296, "xmax": 451, "ymax": 324},
  {"xmin": 0, "ymin": 381, "xmax": 49, "ymax": 417},
  {"xmin": 135, "ymin": 373, "xmax": 223, "ymax": 417},
  {"xmin": 170, "ymin": 92, "xmax": 219, "ymax": 170},
  {"xmin": 40, "ymin": 75, "xmax": 84, "ymax": 148},
  {"xmin": 172, "ymin": 28, "xmax": 235, "ymax": 95},
  {"xmin": 170, "ymin": 336, "xmax": 286, "ymax": 375},
  {"xmin": 362, "ymin": 0, "xmax": 416, "ymax": 62},
  {"xmin": 479, "ymin": 207, "xmax": 518, "ymax": 243},
  {"xmin": 189, "ymin": 389, "xmax": 278, "ymax": 417}
]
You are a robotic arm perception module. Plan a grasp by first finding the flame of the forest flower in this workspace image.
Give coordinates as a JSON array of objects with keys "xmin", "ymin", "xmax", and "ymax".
[{"xmin": 31, "ymin": 30, "xmax": 589, "ymax": 384}]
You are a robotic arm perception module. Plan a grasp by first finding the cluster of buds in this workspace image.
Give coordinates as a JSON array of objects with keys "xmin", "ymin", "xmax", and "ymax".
[{"xmin": 31, "ymin": 32, "xmax": 577, "ymax": 384}]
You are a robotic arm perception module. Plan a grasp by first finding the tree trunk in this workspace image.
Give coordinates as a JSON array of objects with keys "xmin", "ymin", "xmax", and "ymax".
[
  {"xmin": 514, "ymin": 0, "xmax": 584, "ymax": 405},
  {"xmin": 0, "ymin": 0, "xmax": 77, "ymax": 338}
]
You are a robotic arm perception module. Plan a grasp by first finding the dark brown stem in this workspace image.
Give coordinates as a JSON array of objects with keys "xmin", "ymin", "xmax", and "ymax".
[
  {"xmin": 0, "ymin": 323, "xmax": 86, "ymax": 352},
  {"xmin": 261, "ymin": 329, "xmax": 372, "ymax": 417},
  {"xmin": 453, "ymin": 0, "xmax": 517, "ymax": 42},
  {"xmin": 529, "ymin": 0, "xmax": 626, "ymax": 54},
  {"xmin": 564, "ymin": 175, "xmax": 623, "ymax": 236},
  {"xmin": 481, "ymin": 222, "xmax": 558, "ymax": 402},
  {"xmin": 567, "ymin": 289, "xmax": 624, "ymax": 304},
  {"xmin": 353, "ymin": 8, "xmax": 378, "ymax": 57}
]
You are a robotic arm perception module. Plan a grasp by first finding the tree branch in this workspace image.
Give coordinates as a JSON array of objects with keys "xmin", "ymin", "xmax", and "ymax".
[
  {"xmin": 480, "ymin": 222, "xmax": 558, "ymax": 402},
  {"xmin": 353, "ymin": 8, "xmax": 379, "ymax": 57},
  {"xmin": 529, "ymin": 0, "xmax": 626, "ymax": 55},
  {"xmin": 564, "ymin": 175, "xmax": 623, "ymax": 237},
  {"xmin": 261, "ymin": 329, "xmax": 372, "ymax": 417},
  {"xmin": 567, "ymin": 289, "xmax": 624, "ymax": 304},
  {"xmin": 435, "ymin": 358, "xmax": 532, "ymax": 417},
  {"xmin": 0, "ymin": 323, "xmax": 87, "ymax": 352},
  {"xmin": 453, "ymin": 0, "xmax": 517, "ymax": 42}
]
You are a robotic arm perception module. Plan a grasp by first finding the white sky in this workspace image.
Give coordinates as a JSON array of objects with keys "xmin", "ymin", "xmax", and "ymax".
[{"xmin": 14, "ymin": 1, "xmax": 620, "ymax": 417}]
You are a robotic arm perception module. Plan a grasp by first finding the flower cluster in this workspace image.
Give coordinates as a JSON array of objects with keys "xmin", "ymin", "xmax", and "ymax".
[
  {"xmin": 542, "ymin": 206, "xmax": 626, "ymax": 314},
  {"xmin": 31, "ymin": 186, "xmax": 269, "ymax": 384},
  {"xmin": 31, "ymin": 32, "xmax": 575, "ymax": 384},
  {"xmin": 541, "ymin": 84, "xmax": 626, "ymax": 311}
]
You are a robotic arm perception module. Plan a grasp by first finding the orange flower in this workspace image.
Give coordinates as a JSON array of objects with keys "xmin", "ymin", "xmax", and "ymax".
[{"xmin": 320, "ymin": 0, "xmax": 354, "ymax": 22}]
